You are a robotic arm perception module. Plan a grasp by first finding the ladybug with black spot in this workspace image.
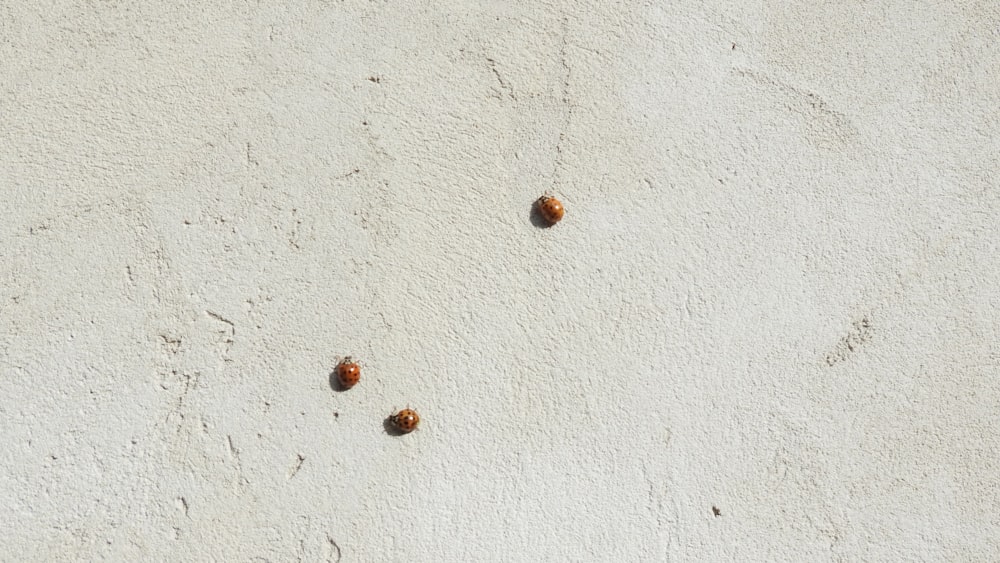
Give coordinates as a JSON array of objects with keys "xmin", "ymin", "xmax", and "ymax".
[
  {"xmin": 536, "ymin": 194, "xmax": 565, "ymax": 225},
  {"xmin": 335, "ymin": 356, "xmax": 361, "ymax": 389},
  {"xmin": 390, "ymin": 408, "xmax": 420, "ymax": 433}
]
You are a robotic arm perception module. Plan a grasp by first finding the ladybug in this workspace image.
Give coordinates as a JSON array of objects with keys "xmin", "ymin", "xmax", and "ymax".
[
  {"xmin": 390, "ymin": 408, "xmax": 420, "ymax": 433},
  {"xmin": 335, "ymin": 356, "xmax": 361, "ymax": 389},
  {"xmin": 536, "ymin": 195, "xmax": 565, "ymax": 224}
]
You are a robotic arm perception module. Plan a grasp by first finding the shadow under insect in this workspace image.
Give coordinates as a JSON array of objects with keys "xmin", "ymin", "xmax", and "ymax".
[
  {"xmin": 529, "ymin": 199, "xmax": 557, "ymax": 228},
  {"xmin": 383, "ymin": 415, "xmax": 409, "ymax": 436},
  {"xmin": 329, "ymin": 370, "xmax": 351, "ymax": 392}
]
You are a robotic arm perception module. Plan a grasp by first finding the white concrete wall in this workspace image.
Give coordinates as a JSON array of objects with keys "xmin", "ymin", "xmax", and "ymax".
[{"xmin": 1, "ymin": 2, "xmax": 998, "ymax": 561}]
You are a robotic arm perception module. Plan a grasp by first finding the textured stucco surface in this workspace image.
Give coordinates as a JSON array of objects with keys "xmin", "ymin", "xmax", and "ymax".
[{"xmin": 2, "ymin": 2, "xmax": 999, "ymax": 561}]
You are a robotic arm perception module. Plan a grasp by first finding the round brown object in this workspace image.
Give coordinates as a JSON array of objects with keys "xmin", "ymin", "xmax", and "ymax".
[
  {"xmin": 537, "ymin": 195, "xmax": 565, "ymax": 224},
  {"xmin": 335, "ymin": 357, "xmax": 361, "ymax": 389},
  {"xmin": 390, "ymin": 408, "xmax": 420, "ymax": 433}
]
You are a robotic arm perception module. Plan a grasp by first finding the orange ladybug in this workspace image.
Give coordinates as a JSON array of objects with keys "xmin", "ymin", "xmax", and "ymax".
[
  {"xmin": 335, "ymin": 356, "xmax": 361, "ymax": 389},
  {"xmin": 536, "ymin": 195, "xmax": 565, "ymax": 224},
  {"xmin": 390, "ymin": 408, "xmax": 420, "ymax": 433}
]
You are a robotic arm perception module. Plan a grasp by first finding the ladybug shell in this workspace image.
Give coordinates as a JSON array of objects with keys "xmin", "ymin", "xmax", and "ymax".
[
  {"xmin": 392, "ymin": 409, "xmax": 420, "ymax": 433},
  {"xmin": 537, "ymin": 196, "xmax": 565, "ymax": 224},
  {"xmin": 336, "ymin": 361, "xmax": 361, "ymax": 389}
]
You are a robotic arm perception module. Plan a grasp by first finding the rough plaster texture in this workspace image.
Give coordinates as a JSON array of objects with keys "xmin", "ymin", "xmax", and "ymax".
[{"xmin": 2, "ymin": 1, "xmax": 999, "ymax": 561}]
